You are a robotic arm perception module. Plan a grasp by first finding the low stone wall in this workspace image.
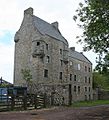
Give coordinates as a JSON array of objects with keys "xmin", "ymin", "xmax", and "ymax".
[
  {"xmin": 93, "ymin": 88, "xmax": 109, "ymax": 100},
  {"xmin": 98, "ymin": 90, "xmax": 109, "ymax": 100}
]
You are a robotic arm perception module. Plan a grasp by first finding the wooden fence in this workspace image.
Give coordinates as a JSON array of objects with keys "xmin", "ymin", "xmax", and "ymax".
[{"xmin": 0, "ymin": 93, "xmax": 47, "ymax": 112}]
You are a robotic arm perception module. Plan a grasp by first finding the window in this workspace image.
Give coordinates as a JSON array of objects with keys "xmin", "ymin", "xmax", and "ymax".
[
  {"xmin": 89, "ymin": 67, "xmax": 91, "ymax": 72},
  {"xmin": 46, "ymin": 44, "xmax": 48, "ymax": 50},
  {"xmin": 74, "ymin": 86, "xmax": 76, "ymax": 92},
  {"xmin": 85, "ymin": 76, "xmax": 87, "ymax": 83},
  {"xmin": 85, "ymin": 87, "xmax": 87, "ymax": 92},
  {"xmin": 89, "ymin": 94, "xmax": 91, "ymax": 100},
  {"xmin": 74, "ymin": 75, "xmax": 76, "ymax": 81},
  {"xmin": 59, "ymin": 72, "xmax": 62, "ymax": 80},
  {"xmin": 37, "ymin": 42, "xmax": 40, "ymax": 46},
  {"xmin": 77, "ymin": 64, "xmax": 81, "ymax": 70},
  {"xmin": 70, "ymin": 74, "xmax": 72, "ymax": 81},
  {"xmin": 85, "ymin": 66, "xmax": 87, "ymax": 72},
  {"xmin": 69, "ymin": 61, "xmax": 73, "ymax": 66},
  {"xmin": 60, "ymin": 49, "xmax": 62, "ymax": 55},
  {"xmin": 89, "ymin": 87, "xmax": 91, "ymax": 92},
  {"xmin": 60, "ymin": 60, "xmax": 63, "ymax": 66},
  {"xmin": 46, "ymin": 56, "xmax": 50, "ymax": 63},
  {"xmin": 89, "ymin": 77, "xmax": 90, "ymax": 83},
  {"xmin": 85, "ymin": 95, "xmax": 87, "ymax": 101},
  {"xmin": 78, "ymin": 86, "xmax": 80, "ymax": 93},
  {"xmin": 44, "ymin": 69, "xmax": 48, "ymax": 78}
]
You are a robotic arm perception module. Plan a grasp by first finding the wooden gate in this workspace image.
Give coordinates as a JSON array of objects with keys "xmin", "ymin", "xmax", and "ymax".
[{"xmin": 0, "ymin": 93, "xmax": 46, "ymax": 111}]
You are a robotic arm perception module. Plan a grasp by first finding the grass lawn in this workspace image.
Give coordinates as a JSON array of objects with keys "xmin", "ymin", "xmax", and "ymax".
[{"xmin": 72, "ymin": 100, "xmax": 109, "ymax": 107}]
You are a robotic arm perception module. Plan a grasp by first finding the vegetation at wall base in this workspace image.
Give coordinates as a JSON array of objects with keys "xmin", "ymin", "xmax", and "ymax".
[{"xmin": 72, "ymin": 100, "xmax": 109, "ymax": 107}]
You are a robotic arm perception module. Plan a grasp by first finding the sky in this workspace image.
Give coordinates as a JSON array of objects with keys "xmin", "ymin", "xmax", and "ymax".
[{"xmin": 0, "ymin": 0, "xmax": 97, "ymax": 83}]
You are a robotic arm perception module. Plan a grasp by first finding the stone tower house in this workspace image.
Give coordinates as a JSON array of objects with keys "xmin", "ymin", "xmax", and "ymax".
[{"xmin": 14, "ymin": 8, "xmax": 93, "ymax": 103}]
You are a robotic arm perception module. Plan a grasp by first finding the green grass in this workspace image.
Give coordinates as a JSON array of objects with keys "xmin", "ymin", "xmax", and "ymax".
[{"xmin": 72, "ymin": 100, "xmax": 109, "ymax": 107}]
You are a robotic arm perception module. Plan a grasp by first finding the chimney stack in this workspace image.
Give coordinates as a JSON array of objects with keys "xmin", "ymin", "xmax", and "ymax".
[
  {"xmin": 70, "ymin": 47, "xmax": 75, "ymax": 51},
  {"xmin": 24, "ymin": 7, "xmax": 33, "ymax": 15},
  {"xmin": 51, "ymin": 21, "xmax": 59, "ymax": 29}
]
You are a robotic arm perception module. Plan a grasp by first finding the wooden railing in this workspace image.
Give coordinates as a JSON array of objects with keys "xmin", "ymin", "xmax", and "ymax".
[{"xmin": 0, "ymin": 93, "xmax": 47, "ymax": 112}]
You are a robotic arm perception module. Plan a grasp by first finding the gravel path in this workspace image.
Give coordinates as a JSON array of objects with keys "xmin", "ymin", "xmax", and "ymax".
[{"xmin": 0, "ymin": 105, "xmax": 109, "ymax": 120}]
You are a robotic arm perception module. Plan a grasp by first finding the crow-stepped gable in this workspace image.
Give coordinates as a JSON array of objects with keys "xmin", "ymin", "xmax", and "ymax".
[{"xmin": 14, "ymin": 8, "xmax": 93, "ymax": 104}]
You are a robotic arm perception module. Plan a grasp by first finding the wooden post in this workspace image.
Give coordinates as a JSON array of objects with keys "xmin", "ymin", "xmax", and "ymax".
[
  {"xmin": 68, "ymin": 84, "xmax": 72, "ymax": 106},
  {"xmin": 43, "ymin": 93, "xmax": 47, "ymax": 108},
  {"xmin": 34, "ymin": 94, "xmax": 37, "ymax": 109},
  {"xmin": 23, "ymin": 95, "xmax": 27, "ymax": 110},
  {"xmin": 11, "ymin": 95, "xmax": 14, "ymax": 110},
  {"xmin": 51, "ymin": 92, "xmax": 54, "ymax": 106}
]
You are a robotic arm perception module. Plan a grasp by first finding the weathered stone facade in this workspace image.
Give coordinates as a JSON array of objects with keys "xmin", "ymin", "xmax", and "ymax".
[{"xmin": 14, "ymin": 8, "xmax": 93, "ymax": 104}]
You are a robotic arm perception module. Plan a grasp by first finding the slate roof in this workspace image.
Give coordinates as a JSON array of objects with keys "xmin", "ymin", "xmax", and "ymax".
[
  {"xmin": 0, "ymin": 78, "xmax": 12, "ymax": 85},
  {"xmin": 69, "ymin": 49, "xmax": 92, "ymax": 64},
  {"xmin": 33, "ymin": 15, "xmax": 68, "ymax": 45}
]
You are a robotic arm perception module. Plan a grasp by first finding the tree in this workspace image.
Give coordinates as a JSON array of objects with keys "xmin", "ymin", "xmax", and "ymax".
[
  {"xmin": 21, "ymin": 69, "xmax": 32, "ymax": 83},
  {"xmin": 93, "ymin": 71, "xmax": 109, "ymax": 90},
  {"xmin": 21, "ymin": 69, "xmax": 32, "ymax": 93},
  {"xmin": 74, "ymin": 0, "xmax": 109, "ymax": 69}
]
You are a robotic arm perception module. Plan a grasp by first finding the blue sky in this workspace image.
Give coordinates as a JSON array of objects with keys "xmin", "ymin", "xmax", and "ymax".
[{"xmin": 0, "ymin": 0, "xmax": 97, "ymax": 83}]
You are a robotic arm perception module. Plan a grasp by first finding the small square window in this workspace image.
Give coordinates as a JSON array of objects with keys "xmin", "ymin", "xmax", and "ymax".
[{"xmin": 37, "ymin": 42, "xmax": 40, "ymax": 46}]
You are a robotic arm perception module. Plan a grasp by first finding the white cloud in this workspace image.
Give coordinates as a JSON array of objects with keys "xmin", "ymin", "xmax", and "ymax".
[{"xmin": 0, "ymin": 43, "xmax": 14, "ymax": 83}]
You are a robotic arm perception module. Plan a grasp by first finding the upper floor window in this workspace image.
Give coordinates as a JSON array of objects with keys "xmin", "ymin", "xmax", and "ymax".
[
  {"xmin": 59, "ymin": 72, "xmax": 62, "ymax": 80},
  {"xmin": 46, "ymin": 56, "xmax": 50, "ymax": 63},
  {"xmin": 85, "ymin": 66, "xmax": 87, "ymax": 72},
  {"xmin": 69, "ymin": 61, "xmax": 73, "ymax": 66},
  {"xmin": 60, "ymin": 49, "xmax": 62, "ymax": 55},
  {"xmin": 46, "ymin": 44, "xmax": 48, "ymax": 50},
  {"xmin": 85, "ymin": 87, "xmax": 87, "ymax": 92},
  {"xmin": 89, "ymin": 77, "xmax": 91, "ymax": 83},
  {"xmin": 78, "ymin": 86, "xmax": 80, "ymax": 93},
  {"xmin": 44, "ymin": 69, "xmax": 48, "ymax": 78},
  {"xmin": 89, "ymin": 87, "xmax": 91, "ymax": 92},
  {"xmin": 74, "ymin": 86, "xmax": 76, "ymax": 92},
  {"xmin": 70, "ymin": 74, "xmax": 72, "ymax": 81},
  {"xmin": 77, "ymin": 64, "xmax": 81, "ymax": 70},
  {"xmin": 74, "ymin": 75, "xmax": 76, "ymax": 81},
  {"xmin": 37, "ymin": 42, "xmax": 40, "ymax": 46},
  {"xmin": 89, "ymin": 67, "xmax": 91, "ymax": 72},
  {"xmin": 85, "ymin": 76, "xmax": 87, "ymax": 83},
  {"xmin": 60, "ymin": 60, "xmax": 63, "ymax": 66}
]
